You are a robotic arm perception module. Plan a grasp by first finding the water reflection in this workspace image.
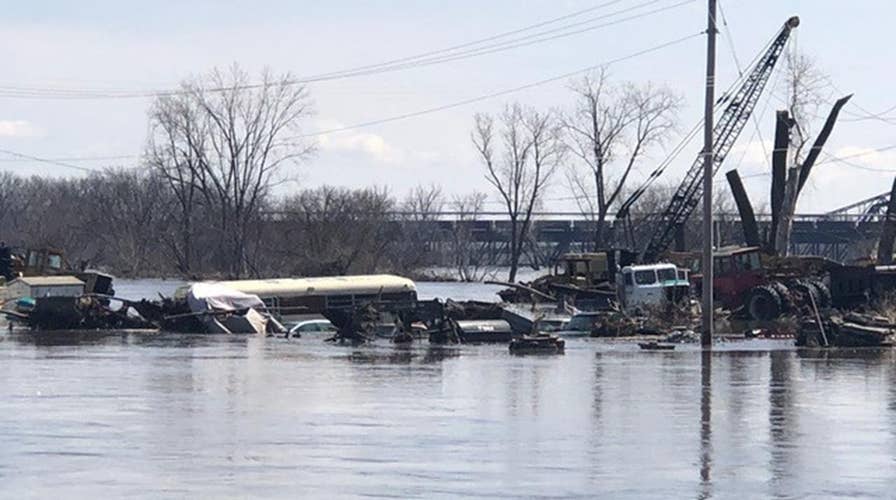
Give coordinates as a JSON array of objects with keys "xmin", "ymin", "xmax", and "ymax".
[
  {"xmin": 2, "ymin": 333, "xmax": 895, "ymax": 498},
  {"xmin": 699, "ymin": 350, "xmax": 712, "ymax": 499},
  {"xmin": 768, "ymin": 351, "xmax": 796, "ymax": 498}
]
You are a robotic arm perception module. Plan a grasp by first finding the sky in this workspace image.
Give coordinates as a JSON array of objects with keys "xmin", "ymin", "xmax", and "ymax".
[{"xmin": 0, "ymin": 0, "xmax": 894, "ymax": 214}]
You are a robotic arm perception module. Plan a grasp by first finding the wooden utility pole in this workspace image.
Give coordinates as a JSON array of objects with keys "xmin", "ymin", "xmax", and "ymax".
[{"xmin": 701, "ymin": 0, "xmax": 717, "ymax": 348}]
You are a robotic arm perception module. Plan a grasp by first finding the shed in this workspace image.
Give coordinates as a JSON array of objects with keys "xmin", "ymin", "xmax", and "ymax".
[{"xmin": 7, "ymin": 276, "xmax": 85, "ymax": 299}]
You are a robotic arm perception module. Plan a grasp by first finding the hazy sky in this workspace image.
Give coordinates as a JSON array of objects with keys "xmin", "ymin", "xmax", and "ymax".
[{"xmin": 1, "ymin": 0, "xmax": 893, "ymax": 213}]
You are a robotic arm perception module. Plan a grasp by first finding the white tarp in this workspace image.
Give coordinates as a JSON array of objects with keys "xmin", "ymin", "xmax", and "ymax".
[
  {"xmin": 186, "ymin": 283, "xmax": 266, "ymax": 314},
  {"xmin": 185, "ymin": 283, "xmax": 289, "ymax": 335}
]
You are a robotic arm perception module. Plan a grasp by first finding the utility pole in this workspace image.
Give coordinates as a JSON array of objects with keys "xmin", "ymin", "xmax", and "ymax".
[{"xmin": 701, "ymin": 0, "xmax": 717, "ymax": 348}]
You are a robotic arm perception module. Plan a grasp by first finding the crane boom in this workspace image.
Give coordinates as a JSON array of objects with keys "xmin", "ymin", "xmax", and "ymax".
[{"xmin": 639, "ymin": 16, "xmax": 800, "ymax": 262}]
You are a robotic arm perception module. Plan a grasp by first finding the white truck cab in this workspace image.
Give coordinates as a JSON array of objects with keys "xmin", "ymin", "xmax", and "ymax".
[{"xmin": 616, "ymin": 263, "xmax": 690, "ymax": 312}]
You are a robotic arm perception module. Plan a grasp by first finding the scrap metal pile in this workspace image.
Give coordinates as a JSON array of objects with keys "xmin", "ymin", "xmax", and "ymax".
[{"xmin": 798, "ymin": 312, "xmax": 896, "ymax": 348}]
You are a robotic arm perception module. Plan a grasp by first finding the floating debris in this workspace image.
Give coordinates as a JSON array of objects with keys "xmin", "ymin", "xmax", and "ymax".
[
  {"xmin": 638, "ymin": 341, "xmax": 676, "ymax": 351},
  {"xmin": 797, "ymin": 312, "xmax": 895, "ymax": 347},
  {"xmin": 663, "ymin": 329, "xmax": 700, "ymax": 343},
  {"xmin": 509, "ymin": 334, "xmax": 565, "ymax": 355}
]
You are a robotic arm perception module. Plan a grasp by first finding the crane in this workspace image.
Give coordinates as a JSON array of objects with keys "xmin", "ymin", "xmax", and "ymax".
[{"xmin": 617, "ymin": 16, "xmax": 800, "ymax": 263}]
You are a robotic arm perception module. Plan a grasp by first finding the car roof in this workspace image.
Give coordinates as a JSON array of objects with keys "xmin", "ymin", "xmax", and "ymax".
[{"xmin": 295, "ymin": 319, "xmax": 332, "ymax": 325}]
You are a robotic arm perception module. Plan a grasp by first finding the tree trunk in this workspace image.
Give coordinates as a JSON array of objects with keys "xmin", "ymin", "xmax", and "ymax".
[
  {"xmin": 508, "ymin": 218, "xmax": 520, "ymax": 282},
  {"xmin": 774, "ymin": 167, "xmax": 800, "ymax": 256},
  {"xmin": 594, "ymin": 209, "xmax": 608, "ymax": 250},
  {"xmin": 726, "ymin": 169, "xmax": 761, "ymax": 247},
  {"xmin": 797, "ymin": 94, "xmax": 853, "ymax": 194},
  {"xmin": 768, "ymin": 110, "xmax": 792, "ymax": 252}
]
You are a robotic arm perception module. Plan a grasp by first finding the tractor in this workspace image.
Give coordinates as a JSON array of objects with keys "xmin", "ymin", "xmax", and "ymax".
[{"xmin": 685, "ymin": 246, "xmax": 832, "ymax": 321}]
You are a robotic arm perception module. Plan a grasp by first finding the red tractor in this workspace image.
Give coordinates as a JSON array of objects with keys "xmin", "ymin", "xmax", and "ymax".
[{"xmin": 686, "ymin": 246, "xmax": 832, "ymax": 321}]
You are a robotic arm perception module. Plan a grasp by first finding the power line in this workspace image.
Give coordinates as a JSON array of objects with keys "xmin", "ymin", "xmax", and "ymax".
[
  {"xmin": 298, "ymin": 0, "xmax": 677, "ymax": 82},
  {"xmin": 0, "ymin": 153, "xmax": 137, "ymax": 163},
  {"xmin": 815, "ymin": 144, "xmax": 896, "ymax": 168},
  {"xmin": 717, "ymin": 0, "xmax": 771, "ymax": 167},
  {"xmin": 0, "ymin": 0, "xmax": 695, "ymax": 100},
  {"xmin": 296, "ymin": 32, "xmax": 703, "ymax": 138},
  {"xmin": 739, "ymin": 144, "xmax": 896, "ymax": 178},
  {"xmin": 0, "ymin": 148, "xmax": 98, "ymax": 173},
  {"xmin": 0, "ymin": 0, "xmax": 628, "ymax": 97},
  {"xmin": 617, "ymin": 22, "xmax": 783, "ymax": 213},
  {"xmin": 0, "ymin": 31, "xmax": 703, "ymax": 167},
  {"xmin": 820, "ymin": 76, "xmax": 896, "ymax": 126}
]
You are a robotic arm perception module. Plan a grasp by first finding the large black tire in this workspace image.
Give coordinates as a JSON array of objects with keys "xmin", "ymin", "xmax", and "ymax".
[
  {"xmin": 809, "ymin": 279, "xmax": 831, "ymax": 309},
  {"xmin": 747, "ymin": 285, "xmax": 783, "ymax": 321},
  {"xmin": 771, "ymin": 281, "xmax": 792, "ymax": 310},
  {"xmin": 789, "ymin": 279, "xmax": 819, "ymax": 308}
]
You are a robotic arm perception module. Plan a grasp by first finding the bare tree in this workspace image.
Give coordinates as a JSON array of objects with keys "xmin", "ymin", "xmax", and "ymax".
[
  {"xmin": 448, "ymin": 192, "xmax": 492, "ymax": 282},
  {"xmin": 146, "ymin": 64, "xmax": 314, "ymax": 278},
  {"xmin": 562, "ymin": 69, "xmax": 680, "ymax": 248},
  {"xmin": 146, "ymin": 91, "xmax": 208, "ymax": 275},
  {"xmin": 276, "ymin": 186, "xmax": 394, "ymax": 276},
  {"xmin": 0, "ymin": 172, "xmax": 25, "ymax": 243},
  {"xmin": 473, "ymin": 104, "xmax": 563, "ymax": 282},
  {"xmin": 396, "ymin": 184, "xmax": 444, "ymax": 270},
  {"xmin": 782, "ymin": 50, "xmax": 830, "ymax": 165},
  {"xmin": 78, "ymin": 169, "xmax": 170, "ymax": 276}
]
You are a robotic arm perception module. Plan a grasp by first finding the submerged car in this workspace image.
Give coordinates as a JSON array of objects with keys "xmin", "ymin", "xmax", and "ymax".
[
  {"xmin": 287, "ymin": 318, "xmax": 337, "ymax": 337},
  {"xmin": 555, "ymin": 311, "xmax": 604, "ymax": 337}
]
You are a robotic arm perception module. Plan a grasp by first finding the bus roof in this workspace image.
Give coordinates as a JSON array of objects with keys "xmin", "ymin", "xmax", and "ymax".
[
  {"xmin": 176, "ymin": 274, "xmax": 416, "ymax": 299},
  {"xmin": 621, "ymin": 263, "xmax": 677, "ymax": 272}
]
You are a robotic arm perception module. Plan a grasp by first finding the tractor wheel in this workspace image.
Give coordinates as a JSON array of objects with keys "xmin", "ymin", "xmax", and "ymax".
[
  {"xmin": 771, "ymin": 281, "xmax": 793, "ymax": 310},
  {"xmin": 789, "ymin": 279, "xmax": 819, "ymax": 308},
  {"xmin": 809, "ymin": 280, "xmax": 831, "ymax": 309},
  {"xmin": 747, "ymin": 285, "xmax": 783, "ymax": 321}
]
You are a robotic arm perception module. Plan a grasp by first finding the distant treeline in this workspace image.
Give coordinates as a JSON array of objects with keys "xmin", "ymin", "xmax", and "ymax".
[
  {"xmin": 0, "ymin": 168, "xmax": 741, "ymax": 281},
  {"xmin": 0, "ymin": 169, "xmax": 495, "ymax": 280}
]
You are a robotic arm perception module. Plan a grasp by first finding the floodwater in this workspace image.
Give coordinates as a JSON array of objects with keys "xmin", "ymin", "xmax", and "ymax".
[{"xmin": 1, "ymin": 282, "xmax": 895, "ymax": 498}]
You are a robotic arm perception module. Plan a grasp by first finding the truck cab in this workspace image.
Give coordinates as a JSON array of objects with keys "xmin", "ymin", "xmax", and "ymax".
[{"xmin": 616, "ymin": 263, "xmax": 690, "ymax": 312}]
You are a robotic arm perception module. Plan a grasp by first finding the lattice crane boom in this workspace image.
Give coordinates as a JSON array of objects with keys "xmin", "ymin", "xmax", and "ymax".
[{"xmin": 638, "ymin": 16, "xmax": 800, "ymax": 262}]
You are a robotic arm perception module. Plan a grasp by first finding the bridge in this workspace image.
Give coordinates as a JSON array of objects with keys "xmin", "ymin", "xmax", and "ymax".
[{"xmin": 388, "ymin": 210, "xmax": 886, "ymax": 266}]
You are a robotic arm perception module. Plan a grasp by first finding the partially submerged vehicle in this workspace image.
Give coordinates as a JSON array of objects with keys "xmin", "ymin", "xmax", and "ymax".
[
  {"xmin": 686, "ymin": 246, "xmax": 832, "ymax": 321},
  {"xmin": 499, "ymin": 302, "xmax": 572, "ymax": 336},
  {"xmin": 182, "ymin": 282, "xmax": 286, "ymax": 335},
  {"xmin": 498, "ymin": 250, "xmax": 689, "ymax": 314},
  {"xmin": 181, "ymin": 274, "xmax": 417, "ymax": 320},
  {"xmin": 555, "ymin": 311, "xmax": 605, "ymax": 337},
  {"xmin": 167, "ymin": 274, "xmax": 418, "ymax": 336},
  {"xmin": 286, "ymin": 318, "xmax": 337, "ymax": 338},
  {"xmin": 498, "ymin": 250, "xmax": 634, "ymax": 307},
  {"xmin": 616, "ymin": 263, "xmax": 690, "ymax": 314},
  {"xmin": 2, "ymin": 271, "xmax": 148, "ymax": 331}
]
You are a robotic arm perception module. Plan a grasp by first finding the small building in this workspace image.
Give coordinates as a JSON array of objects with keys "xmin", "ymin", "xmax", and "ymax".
[{"xmin": 7, "ymin": 276, "xmax": 85, "ymax": 300}]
